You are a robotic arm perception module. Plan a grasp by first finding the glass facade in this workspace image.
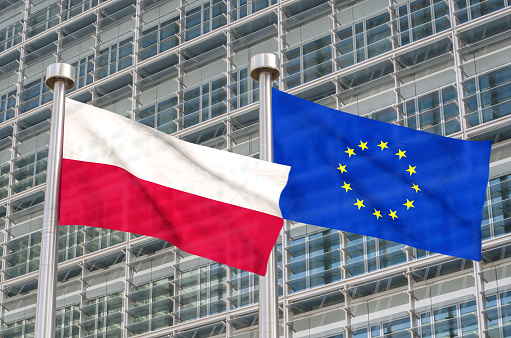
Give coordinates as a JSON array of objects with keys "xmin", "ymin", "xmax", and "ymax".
[{"xmin": 0, "ymin": 0, "xmax": 509, "ymax": 337}]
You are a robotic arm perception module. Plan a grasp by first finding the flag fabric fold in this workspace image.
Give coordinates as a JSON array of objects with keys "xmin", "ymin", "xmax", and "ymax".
[
  {"xmin": 272, "ymin": 88, "xmax": 492, "ymax": 261},
  {"xmin": 60, "ymin": 99, "xmax": 291, "ymax": 275}
]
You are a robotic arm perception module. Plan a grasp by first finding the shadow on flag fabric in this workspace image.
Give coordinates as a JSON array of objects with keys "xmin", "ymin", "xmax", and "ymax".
[{"xmin": 272, "ymin": 88, "xmax": 492, "ymax": 261}]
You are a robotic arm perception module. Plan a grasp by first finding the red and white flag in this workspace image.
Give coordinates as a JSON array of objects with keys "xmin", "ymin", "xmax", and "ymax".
[{"xmin": 60, "ymin": 99, "xmax": 290, "ymax": 275}]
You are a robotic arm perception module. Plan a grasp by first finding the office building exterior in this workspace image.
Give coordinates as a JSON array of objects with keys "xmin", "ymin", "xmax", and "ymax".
[{"xmin": 0, "ymin": 0, "xmax": 510, "ymax": 337}]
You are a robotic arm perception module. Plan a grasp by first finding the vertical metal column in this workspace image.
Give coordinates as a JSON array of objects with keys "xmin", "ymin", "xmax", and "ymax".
[
  {"xmin": 448, "ymin": 0, "xmax": 469, "ymax": 137},
  {"xmin": 250, "ymin": 53, "xmax": 281, "ymax": 338},
  {"xmin": 34, "ymin": 63, "xmax": 76, "ymax": 338}
]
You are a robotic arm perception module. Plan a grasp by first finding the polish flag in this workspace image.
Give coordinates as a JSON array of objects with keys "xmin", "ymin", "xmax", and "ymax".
[{"xmin": 60, "ymin": 99, "xmax": 290, "ymax": 275}]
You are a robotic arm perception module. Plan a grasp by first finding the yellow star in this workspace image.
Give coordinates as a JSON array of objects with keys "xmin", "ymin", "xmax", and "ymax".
[
  {"xmin": 411, "ymin": 184, "xmax": 421, "ymax": 193},
  {"xmin": 337, "ymin": 164, "xmax": 347, "ymax": 174},
  {"xmin": 341, "ymin": 182, "xmax": 352, "ymax": 193},
  {"xmin": 406, "ymin": 165, "xmax": 417, "ymax": 176},
  {"xmin": 354, "ymin": 198, "xmax": 365, "ymax": 210},
  {"xmin": 403, "ymin": 199, "xmax": 415, "ymax": 210},
  {"xmin": 358, "ymin": 141, "xmax": 368, "ymax": 151},
  {"xmin": 345, "ymin": 147, "xmax": 356, "ymax": 158},
  {"xmin": 395, "ymin": 149, "xmax": 407, "ymax": 159},
  {"xmin": 377, "ymin": 141, "xmax": 388, "ymax": 151},
  {"xmin": 389, "ymin": 209, "xmax": 398, "ymax": 220},
  {"xmin": 373, "ymin": 209, "xmax": 382, "ymax": 219}
]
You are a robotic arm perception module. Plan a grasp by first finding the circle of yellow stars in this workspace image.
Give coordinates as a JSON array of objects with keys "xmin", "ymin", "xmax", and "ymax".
[{"xmin": 337, "ymin": 140, "xmax": 420, "ymax": 221}]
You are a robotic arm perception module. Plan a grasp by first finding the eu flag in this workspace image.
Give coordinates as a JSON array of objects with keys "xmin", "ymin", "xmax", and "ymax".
[{"xmin": 272, "ymin": 89, "xmax": 492, "ymax": 261}]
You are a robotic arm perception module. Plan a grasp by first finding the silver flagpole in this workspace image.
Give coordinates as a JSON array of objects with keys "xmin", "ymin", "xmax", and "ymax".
[
  {"xmin": 250, "ymin": 53, "xmax": 281, "ymax": 338},
  {"xmin": 34, "ymin": 63, "xmax": 75, "ymax": 338}
]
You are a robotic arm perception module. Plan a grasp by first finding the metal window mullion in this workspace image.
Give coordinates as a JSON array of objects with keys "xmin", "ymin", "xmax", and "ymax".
[
  {"xmin": 0, "ymin": 241, "xmax": 5, "ymax": 333},
  {"xmin": 456, "ymin": 302, "xmax": 463, "ymax": 336},
  {"xmin": 72, "ymin": 226, "xmax": 77, "ymax": 259},
  {"xmin": 69, "ymin": 305, "xmax": 75, "ymax": 336},
  {"xmin": 225, "ymin": 0, "xmax": 234, "ymax": 151},
  {"xmin": 351, "ymin": 21, "xmax": 357, "ymax": 70},
  {"xmin": 342, "ymin": 284, "xmax": 352, "ymax": 338},
  {"xmin": 131, "ymin": 1, "xmax": 142, "ymax": 122},
  {"xmin": 448, "ymin": 0, "xmax": 468, "ymax": 138},
  {"xmin": 363, "ymin": 19, "xmax": 368, "ymax": 62},
  {"xmin": 485, "ymin": 182, "xmax": 494, "ymax": 239},
  {"xmin": 149, "ymin": 280, "xmax": 154, "ymax": 331},
  {"xmin": 282, "ymin": 220, "xmax": 292, "ymax": 338},
  {"xmin": 101, "ymin": 296, "xmax": 106, "ymax": 334},
  {"xmin": 438, "ymin": 88, "xmax": 446, "ymax": 137},
  {"xmin": 31, "ymin": 151, "xmax": 38, "ymax": 189},
  {"xmin": 413, "ymin": 97, "xmax": 419, "ymax": 132},
  {"xmin": 276, "ymin": 2, "xmax": 285, "ymax": 93},
  {"xmin": 498, "ymin": 288, "xmax": 504, "ymax": 336},
  {"xmin": 91, "ymin": 9, "xmax": 101, "ymax": 102},
  {"xmin": 429, "ymin": 0, "xmax": 436, "ymax": 36},
  {"xmin": 299, "ymin": 45, "xmax": 304, "ymax": 91},
  {"xmin": 225, "ymin": 266, "xmax": 232, "ymax": 337},
  {"xmin": 172, "ymin": 247, "xmax": 182, "ymax": 326},
  {"xmin": 55, "ymin": 0, "xmax": 65, "ymax": 63},
  {"xmin": 205, "ymin": 266, "xmax": 210, "ymax": 317},
  {"xmin": 251, "ymin": 270, "xmax": 256, "ymax": 305},
  {"xmin": 474, "ymin": 75, "xmax": 484, "ymax": 130},
  {"xmin": 63, "ymin": 229, "xmax": 69, "ymax": 262},
  {"xmin": 58, "ymin": 307, "xmax": 64, "ymax": 337},
  {"xmin": 466, "ymin": 0, "xmax": 473, "ymax": 22},
  {"xmin": 123, "ymin": 241, "xmax": 133, "ymax": 337},
  {"xmin": 375, "ymin": 237, "xmax": 381, "ymax": 272},
  {"xmin": 331, "ymin": 0, "xmax": 343, "ymax": 110},
  {"xmin": 79, "ymin": 260, "xmax": 88, "ymax": 337},
  {"xmin": 330, "ymin": 0, "xmax": 339, "ymax": 74},
  {"xmin": 197, "ymin": 86, "xmax": 203, "ymax": 125},
  {"xmin": 473, "ymin": 261, "xmax": 487, "ymax": 337},
  {"xmin": 204, "ymin": 267, "xmax": 208, "ymax": 316},
  {"xmin": 388, "ymin": 1, "xmax": 399, "ymax": 49},
  {"xmin": 196, "ymin": 269, "xmax": 201, "ymax": 319},
  {"xmin": 208, "ymin": 83, "xmax": 212, "ymax": 123},
  {"xmin": 429, "ymin": 309, "xmax": 436, "ymax": 338},
  {"xmin": 406, "ymin": 3, "xmax": 413, "ymax": 44},
  {"xmin": 389, "ymin": 0, "xmax": 404, "ymax": 125},
  {"xmin": 404, "ymin": 255, "xmax": 417, "ymax": 336},
  {"xmin": 340, "ymin": 231, "xmax": 349, "ymax": 280},
  {"xmin": 201, "ymin": 3, "xmax": 206, "ymax": 37},
  {"xmin": 27, "ymin": 234, "xmax": 32, "ymax": 269},
  {"xmin": 235, "ymin": 271, "xmax": 242, "ymax": 308},
  {"xmin": 362, "ymin": 236, "xmax": 368, "ymax": 274},
  {"xmin": 176, "ymin": 0, "xmax": 187, "ymax": 133},
  {"xmin": 305, "ymin": 234, "xmax": 310, "ymax": 290}
]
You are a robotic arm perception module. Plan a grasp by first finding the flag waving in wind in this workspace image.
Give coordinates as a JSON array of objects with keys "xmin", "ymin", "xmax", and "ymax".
[
  {"xmin": 272, "ymin": 88, "xmax": 492, "ymax": 261},
  {"xmin": 60, "ymin": 99, "xmax": 290, "ymax": 275},
  {"xmin": 61, "ymin": 90, "xmax": 491, "ymax": 275}
]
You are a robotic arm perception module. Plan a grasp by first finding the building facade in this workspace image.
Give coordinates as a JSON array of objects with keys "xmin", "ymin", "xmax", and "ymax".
[{"xmin": 0, "ymin": 0, "xmax": 509, "ymax": 337}]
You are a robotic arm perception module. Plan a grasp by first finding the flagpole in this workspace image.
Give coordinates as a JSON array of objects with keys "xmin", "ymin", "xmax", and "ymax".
[
  {"xmin": 34, "ymin": 63, "xmax": 75, "ymax": 338},
  {"xmin": 250, "ymin": 53, "xmax": 281, "ymax": 338}
]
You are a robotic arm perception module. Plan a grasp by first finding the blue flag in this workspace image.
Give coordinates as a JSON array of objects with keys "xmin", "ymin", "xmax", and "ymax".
[{"xmin": 272, "ymin": 89, "xmax": 491, "ymax": 261}]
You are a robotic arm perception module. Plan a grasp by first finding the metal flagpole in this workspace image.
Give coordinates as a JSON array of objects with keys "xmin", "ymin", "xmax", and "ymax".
[
  {"xmin": 250, "ymin": 53, "xmax": 281, "ymax": 338},
  {"xmin": 34, "ymin": 63, "xmax": 75, "ymax": 338}
]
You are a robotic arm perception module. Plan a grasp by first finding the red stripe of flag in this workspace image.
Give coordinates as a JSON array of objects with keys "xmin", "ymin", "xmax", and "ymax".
[{"xmin": 60, "ymin": 158, "xmax": 283, "ymax": 275}]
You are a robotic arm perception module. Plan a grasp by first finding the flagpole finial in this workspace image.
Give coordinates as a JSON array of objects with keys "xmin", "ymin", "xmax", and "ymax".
[
  {"xmin": 45, "ymin": 63, "xmax": 76, "ymax": 91},
  {"xmin": 250, "ymin": 53, "xmax": 280, "ymax": 82}
]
